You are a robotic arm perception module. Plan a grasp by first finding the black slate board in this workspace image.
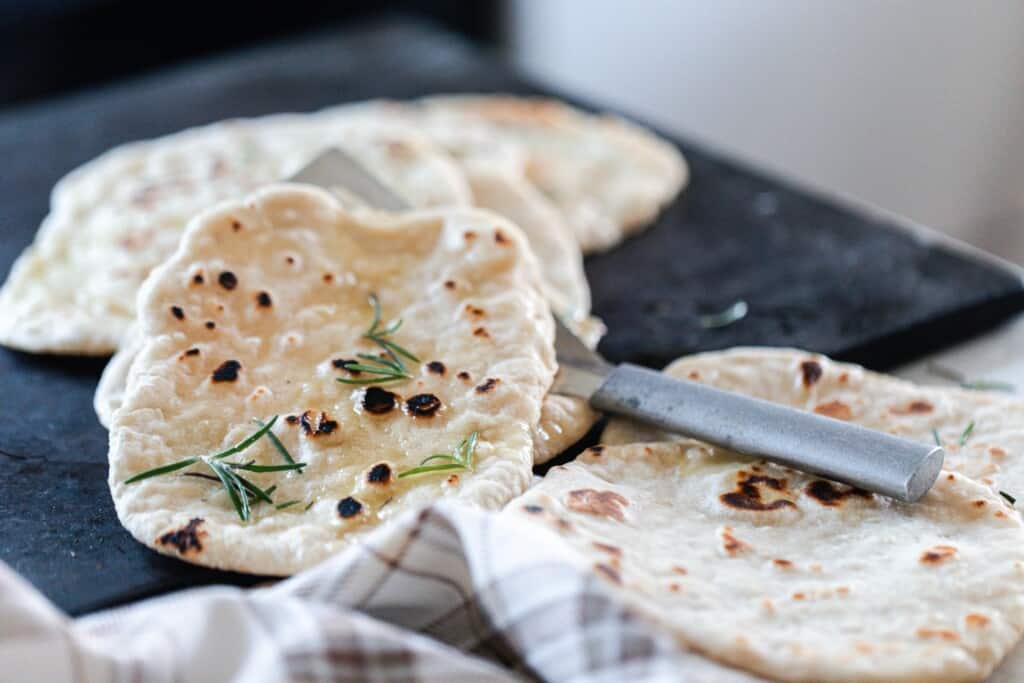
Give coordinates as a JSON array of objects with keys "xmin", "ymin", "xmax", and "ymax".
[{"xmin": 2, "ymin": 17, "xmax": 1023, "ymax": 616}]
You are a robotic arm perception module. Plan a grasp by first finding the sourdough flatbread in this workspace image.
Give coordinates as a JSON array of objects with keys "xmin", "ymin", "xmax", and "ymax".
[
  {"xmin": 420, "ymin": 96, "xmax": 687, "ymax": 253},
  {"xmin": 94, "ymin": 168, "xmax": 601, "ymax": 460},
  {"xmin": 109, "ymin": 184, "xmax": 555, "ymax": 575},
  {"xmin": 95, "ymin": 163, "xmax": 600, "ymax": 462},
  {"xmin": 352, "ymin": 95, "xmax": 688, "ymax": 253},
  {"xmin": 602, "ymin": 348, "xmax": 1024, "ymax": 500},
  {"xmin": 465, "ymin": 167, "xmax": 601, "ymax": 461},
  {"xmin": 464, "ymin": 167, "xmax": 590, "ymax": 329},
  {"xmin": 507, "ymin": 442, "xmax": 1024, "ymax": 682},
  {"xmin": 0, "ymin": 114, "xmax": 470, "ymax": 355}
]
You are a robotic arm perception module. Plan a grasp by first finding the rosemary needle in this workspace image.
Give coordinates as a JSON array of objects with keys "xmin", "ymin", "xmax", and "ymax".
[
  {"xmin": 925, "ymin": 362, "xmax": 1015, "ymax": 393},
  {"xmin": 699, "ymin": 300, "xmax": 748, "ymax": 329},
  {"xmin": 398, "ymin": 432, "xmax": 478, "ymax": 479},
  {"xmin": 124, "ymin": 457, "xmax": 198, "ymax": 484},
  {"xmin": 1001, "ymin": 491, "xmax": 1017, "ymax": 506},
  {"xmin": 959, "ymin": 421, "xmax": 975, "ymax": 447},
  {"xmin": 254, "ymin": 418, "xmax": 298, "ymax": 466}
]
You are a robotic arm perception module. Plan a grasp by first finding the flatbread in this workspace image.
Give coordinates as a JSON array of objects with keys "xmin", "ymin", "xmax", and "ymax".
[
  {"xmin": 95, "ymin": 161, "xmax": 601, "ymax": 463},
  {"xmin": 464, "ymin": 167, "xmax": 590, "ymax": 327},
  {"xmin": 340, "ymin": 96, "xmax": 687, "ymax": 253},
  {"xmin": 464, "ymin": 167, "xmax": 601, "ymax": 462},
  {"xmin": 507, "ymin": 442, "xmax": 1024, "ymax": 682},
  {"xmin": 94, "ymin": 168, "xmax": 602, "ymax": 461},
  {"xmin": 109, "ymin": 184, "xmax": 555, "ymax": 575},
  {"xmin": 602, "ymin": 348, "xmax": 1024, "ymax": 500},
  {"xmin": 418, "ymin": 96, "xmax": 688, "ymax": 253},
  {"xmin": 0, "ymin": 114, "xmax": 471, "ymax": 355}
]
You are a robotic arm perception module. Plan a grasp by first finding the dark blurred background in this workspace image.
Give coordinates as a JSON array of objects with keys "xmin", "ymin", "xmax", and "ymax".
[{"xmin": 0, "ymin": 0, "xmax": 500, "ymax": 108}]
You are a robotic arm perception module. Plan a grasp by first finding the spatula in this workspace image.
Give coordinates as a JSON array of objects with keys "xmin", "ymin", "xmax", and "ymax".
[{"xmin": 291, "ymin": 148, "xmax": 945, "ymax": 502}]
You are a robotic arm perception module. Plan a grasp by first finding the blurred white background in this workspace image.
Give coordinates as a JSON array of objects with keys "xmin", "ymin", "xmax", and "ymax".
[{"xmin": 506, "ymin": 0, "xmax": 1024, "ymax": 264}]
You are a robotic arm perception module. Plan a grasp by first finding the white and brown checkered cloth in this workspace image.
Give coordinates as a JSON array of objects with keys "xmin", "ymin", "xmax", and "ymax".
[{"xmin": 0, "ymin": 502, "xmax": 765, "ymax": 683}]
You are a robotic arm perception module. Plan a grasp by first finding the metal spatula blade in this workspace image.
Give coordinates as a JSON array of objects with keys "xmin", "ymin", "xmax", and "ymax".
[
  {"xmin": 291, "ymin": 149, "xmax": 945, "ymax": 502},
  {"xmin": 289, "ymin": 148, "xmax": 409, "ymax": 211}
]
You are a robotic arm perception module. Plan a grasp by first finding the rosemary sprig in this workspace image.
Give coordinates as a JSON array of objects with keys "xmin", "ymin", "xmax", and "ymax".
[
  {"xmin": 124, "ymin": 416, "xmax": 306, "ymax": 521},
  {"xmin": 1001, "ymin": 491, "xmax": 1017, "ymax": 506},
  {"xmin": 925, "ymin": 362, "xmax": 1015, "ymax": 393},
  {"xmin": 399, "ymin": 432, "xmax": 478, "ymax": 479},
  {"xmin": 364, "ymin": 294, "xmax": 419, "ymax": 365},
  {"xmin": 699, "ymin": 300, "xmax": 748, "ymax": 329},
  {"xmin": 959, "ymin": 421, "xmax": 975, "ymax": 447},
  {"xmin": 932, "ymin": 429, "xmax": 941, "ymax": 447},
  {"xmin": 337, "ymin": 294, "xmax": 420, "ymax": 385},
  {"xmin": 336, "ymin": 356, "xmax": 411, "ymax": 385}
]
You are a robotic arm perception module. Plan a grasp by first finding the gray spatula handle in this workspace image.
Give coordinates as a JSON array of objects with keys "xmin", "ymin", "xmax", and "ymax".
[{"xmin": 591, "ymin": 363, "xmax": 944, "ymax": 502}]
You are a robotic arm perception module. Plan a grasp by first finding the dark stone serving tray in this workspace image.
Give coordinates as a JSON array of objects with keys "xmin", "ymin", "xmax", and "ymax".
[{"xmin": 2, "ymin": 16, "xmax": 1022, "ymax": 615}]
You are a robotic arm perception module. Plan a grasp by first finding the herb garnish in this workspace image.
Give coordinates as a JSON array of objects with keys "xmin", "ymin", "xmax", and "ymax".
[
  {"xmin": 398, "ymin": 432, "xmax": 478, "ymax": 479},
  {"xmin": 925, "ymin": 362, "xmax": 1015, "ymax": 393},
  {"xmin": 959, "ymin": 421, "xmax": 975, "ymax": 447},
  {"xmin": 337, "ymin": 294, "xmax": 420, "ymax": 385},
  {"xmin": 932, "ymin": 429, "xmax": 941, "ymax": 446},
  {"xmin": 124, "ymin": 416, "xmax": 306, "ymax": 521},
  {"xmin": 1000, "ymin": 491, "xmax": 1017, "ymax": 506},
  {"xmin": 256, "ymin": 418, "xmax": 298, "ymax": 466},
  {"xmin": 699, "ymin": 300, "xmax": 748, "ymax": 329}
]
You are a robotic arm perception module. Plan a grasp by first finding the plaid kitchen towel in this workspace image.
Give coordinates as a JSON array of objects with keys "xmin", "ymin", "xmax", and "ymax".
[{"xmin": 0, "ymin": 502, "xmax": 764, "ymax": 683}]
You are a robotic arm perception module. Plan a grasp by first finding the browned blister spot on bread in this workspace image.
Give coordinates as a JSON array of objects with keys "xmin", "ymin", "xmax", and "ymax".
[
  {"xmin": 362, "ymin": 387, "xmax": 398, "ymax": 415},
  {"xmin": 916, "ymin": 628, "xmax": 959, "ymax": 641},
  {"xmin": 157, "ymin": 518, "xmax": 206, "ymax": 555},
  {"xmin": 366, "ymin": 463, "xmax": 393, "ymax": 485},
  {"xmin": 720, "ymin": 526, "xmax": 750, "ymax": 556},
  {"xmin": 567, "ymin": 489, "xmax": 629, "ymax": 522},
  {"xmin": 218, "ymin": 271, "xmax": 237, "ymax": 290},
  {"xmin": 337, "ymin": 497, "xmax": 363, "ymax": 519},
  {"xmin": 804, "ymin": 480, "xmax": 872, "ymax": 507},
  {"xmin": 475, "ymin": 377, "xmax": 500, "ymax": 393},
  {"xmin": 299, "ymin": 410, "xmax": 338, "ymax": 436},
  {"xmin": 593, "ymin": 541, "xmax": 622, "ymax": 556},
  {"xmin": 799, "ymin": 360, "xmax": 822, "ymax": 387},
  {"xmin": 920, "ymin": 545, "xmax": 958, "ymax": 565},
  {"xmin": 891, "ymin": 400, "xmax": 934, "ymax": 415},
  {"xmin": 405, "ymin": 393, "xmax": 442, "ymax": 417},
  {"xmin": 594, "ymin": 563, "xmax": 621, "ymax": 584},
  {"xmin": 814, "ymin": 400, "xmax": 852, "ymax": 420},
  {"xmin": 211, "ymin": 360, "xmax": 241, "ymax": 383},
  {"xmin": 720, "ymin": 471, "xmax": 797, "ymax": 512}
]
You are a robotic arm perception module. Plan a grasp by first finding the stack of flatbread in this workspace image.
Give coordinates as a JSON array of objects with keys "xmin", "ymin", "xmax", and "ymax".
[
  {"xmin": 4, "ymin": 93, "xmax": 1023, "ymax": 681},
  {"xmin": 0, "ymin": 94, "xmax": 686, "ymax": 568}
]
